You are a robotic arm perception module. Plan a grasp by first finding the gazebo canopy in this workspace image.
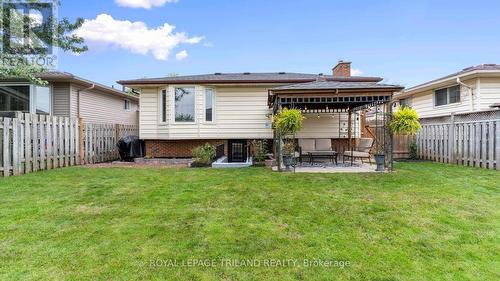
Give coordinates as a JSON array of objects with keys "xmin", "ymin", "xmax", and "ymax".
[{"xmin": 269, "ymin": 80, "xmax": 404, "ymax": 113}]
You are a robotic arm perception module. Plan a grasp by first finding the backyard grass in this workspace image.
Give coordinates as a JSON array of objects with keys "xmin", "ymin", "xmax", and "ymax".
[{"xmin": 0, "ymin": 162, "xmax": 499, "ymax": 280}]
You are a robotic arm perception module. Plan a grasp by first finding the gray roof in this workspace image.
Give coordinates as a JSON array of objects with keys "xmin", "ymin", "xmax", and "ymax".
[
  {"xmin": 118, "ymin": 72, "xmax": 383, "ymax": 85},
  {"xmin": 34, "ymin": 71, "xmax": 139, "ymax": 100},
  {"xmin": 271, "ymin": 81, "xmax": 403, "ymax": 91}
]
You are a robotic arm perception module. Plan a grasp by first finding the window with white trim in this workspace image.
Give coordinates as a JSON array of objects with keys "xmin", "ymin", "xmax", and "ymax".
[
  {"xmin": 434, "ymin": 85, "xmax": 460, "ymax": 106},
  {"xmin": 174, "ymin": 87, "xmax": 195, "ymax": 122},
  {"xmin": 124, "ymin": 99, "xmax": 131, "ymax": 111},
  {"xmin": 161, "ymin": 89, "xmax": 167, "ymax": 123},
  {"xmin": 205, "ymin": 88, "xmax": 214, "ymax": 122}
]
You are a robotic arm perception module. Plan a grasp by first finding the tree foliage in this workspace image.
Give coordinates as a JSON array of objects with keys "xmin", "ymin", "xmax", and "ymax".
[
  {"xmin": 389, "ymin": 106, "xmax": 422, "ymax": 135},
  {"xmin": 0, "ymin": 0, "xmax": 87, "ymax": 84}
]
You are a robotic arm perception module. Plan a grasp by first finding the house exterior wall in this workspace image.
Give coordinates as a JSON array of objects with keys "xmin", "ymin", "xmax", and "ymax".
[
  {"xmin": 298, "ymin": 113, "xmax": 359, "ymax": 139},
  {"xmin": 52, "ymin": 82, "xmax": 71, "ymax": 117},
  {"xmin": 478, "ymin": 77, "xmax": 500, "ymax": 110},
  {"xmin": 69, "ymin": 83, "xmax": 138, "ymax": 125},
  {"xmin": 139, "ymin": 85, "xmax": 274, "ymax": 140},
  {"xmin": 145, "ymin": 139, "xmax": 227, "ymax": 158},
  {"xmin": 401, "ymin": 78, "xmax": 478, "ymax": 118},
  {"xmin": 138, "ymin": 85, "xmax": 359, "ymax": 140}
]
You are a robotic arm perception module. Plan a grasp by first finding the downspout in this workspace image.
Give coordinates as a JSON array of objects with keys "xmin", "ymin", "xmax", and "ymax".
[
  {"xmin": 456, "ymin": 77, "xmax": 475, "ymax": 111},
  {"xmin": 77, "ymin": 84, "xmax": 95, "ymax": 118}
]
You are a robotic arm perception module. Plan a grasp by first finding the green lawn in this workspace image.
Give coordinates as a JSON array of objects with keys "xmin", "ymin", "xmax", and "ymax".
[{"xmin": 0, "ymin": 162, "xmax": 499, "ymax": 281}]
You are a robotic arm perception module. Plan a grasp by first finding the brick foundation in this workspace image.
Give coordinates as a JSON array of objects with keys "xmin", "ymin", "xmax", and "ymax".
[{"xmin": 145, "ymin": 140, "xmax": 227, "ymax": 158}]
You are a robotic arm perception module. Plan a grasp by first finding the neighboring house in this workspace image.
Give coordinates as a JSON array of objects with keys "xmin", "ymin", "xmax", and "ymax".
[
  {"xmin": 0, "ymin": 72, "xmax": 139, "ymax": 125},
  {"xmin": 118, "ymin": 61, "xmax": 401, "ymax": 159},
  {"xmin": 394, "ymin": 64, "xmax": 500, "ymax": 118}
]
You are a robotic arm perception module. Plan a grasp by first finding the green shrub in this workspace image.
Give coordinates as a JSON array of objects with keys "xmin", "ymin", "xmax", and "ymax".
[
  {"xmin": 191, "ymin": 143, "xmax": 216, "ymax": 166},
  {"xmin": 251, "ymin": 140, "xmax": 268, "ymax": 163},
  {"xmin": 409, "ymin": 140, "xmax": 418, "ymax": 160},
  {"xmin": 389, "ymin": 106, "xmax": 422, "ymax": 135}
]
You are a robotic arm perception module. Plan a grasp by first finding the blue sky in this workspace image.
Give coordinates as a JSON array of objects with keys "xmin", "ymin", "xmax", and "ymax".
[{"xmin": 58, "ymin": 0, "xmax": 500, "ymax": 88}]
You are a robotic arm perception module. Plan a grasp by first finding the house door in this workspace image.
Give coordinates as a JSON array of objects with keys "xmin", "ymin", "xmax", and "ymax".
[{"xmin": 228, "ymin": 140, "xmax": 247, "ymax": 163}]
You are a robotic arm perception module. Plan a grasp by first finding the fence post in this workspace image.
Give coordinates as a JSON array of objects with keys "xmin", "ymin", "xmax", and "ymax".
[
  {"xmin": 2, "ymin": 118, "xmax": 11, "ymax": 177},
  {"xmin": 115, "ymin": 124, "xmax": 121, "ymax": 159},
  {"xmin": 449, "ymin": 114, "xmax": 455, "ymax": 164},
  {"xmin": 496, "ymin": 121, "xmax": 500, "ymax": 171},
  {"xmin": 79, "ymin": 118, "xmax": 84, "ymax": 165},
  {"xmin": 12, "ymin": 118, "xmax": 20, "ymax": 175}
]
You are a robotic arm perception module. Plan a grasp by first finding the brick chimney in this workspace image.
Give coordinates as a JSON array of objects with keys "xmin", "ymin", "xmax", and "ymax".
[{"xmin": 332, "ymin": 60, "xmax": 351, "ymax": 77}]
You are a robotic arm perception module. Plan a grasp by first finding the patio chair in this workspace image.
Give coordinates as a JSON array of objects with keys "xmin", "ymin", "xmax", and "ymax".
[{"xmin": 343, "ymin": 138, "xmax": 374, "ymax": 164}]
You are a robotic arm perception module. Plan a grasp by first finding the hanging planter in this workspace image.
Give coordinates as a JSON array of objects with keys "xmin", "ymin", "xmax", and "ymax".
[
  {"xmin": 273, "ymin": 108, "xmax": 305, "ymax": 172},
  {"xmin": 389, "ymin": 106, "xmax": 422, "ymax": 135}
]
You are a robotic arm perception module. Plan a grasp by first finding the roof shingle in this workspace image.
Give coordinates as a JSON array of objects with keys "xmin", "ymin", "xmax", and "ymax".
[{"xmin": 117, "ymin": 72, "xmax": 384, "ymax": 85}]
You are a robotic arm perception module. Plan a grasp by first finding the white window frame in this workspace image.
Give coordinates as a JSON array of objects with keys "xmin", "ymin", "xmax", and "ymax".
[
  {"xmin": 159, "ymin": 88, "xmax": 168, "ymax": 124},
  {"xmin": 172, "ymin": 86, "xmax": 197, "ymax": 124},
  {"xmin": 433, "ymin": 84, "xmax": 461, "ymax": 107},
  {"xmin": 34, "ymin": 84, "xmax": 53, "ymax": 115},
  {"xmin": 124, "ymin": 99, "xmax": 131, "ymax": 111},
  {"xmin": 0, "ymin": 83, "xmax": 52, "ymax": 115},
  {"xmin": 204, "ymin": 87, "xmax": 216, "ymax": 123}
]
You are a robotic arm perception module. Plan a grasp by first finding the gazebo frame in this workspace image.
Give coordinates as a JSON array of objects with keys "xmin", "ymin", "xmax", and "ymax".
[{"xmin": 269, "ymin": 85, "xmax": 402, "ymax": 172}]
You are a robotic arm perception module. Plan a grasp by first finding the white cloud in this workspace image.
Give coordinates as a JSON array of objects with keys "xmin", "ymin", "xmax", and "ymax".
[
  {"xmin": 175, "ymin": 50, "xmax": 188, "ymax": 60},
  {"xmin": 203, "ymin": 42, "xmax": 215, "ymax": 48},
  {"xmin": 115, "ymin": 0, "xmax": 178, "ymax": 9},
  {"xmin": 351, "ymin": 69, "xmax": 363, "ymax": 76},
  {"xmin": 74, "ymin": 14, "xmax": 203, "ymax": 60}
]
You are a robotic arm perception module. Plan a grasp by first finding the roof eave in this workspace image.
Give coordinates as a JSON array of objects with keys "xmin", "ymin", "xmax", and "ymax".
[
  {"xmin": 403, "ymin": 69, "xmax": 500, "ymax": 96},
  {"xmin": 117, "ymin": 76, "xmax": 383, "ymax": 86}
]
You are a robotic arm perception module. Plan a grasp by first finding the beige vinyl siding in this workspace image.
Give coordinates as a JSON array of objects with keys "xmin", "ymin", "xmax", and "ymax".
[
  {"xmin": 408, "ymin": 78, "xmax": 477, "ymax": 118},
  {"xmin": 478, "ymin": 77, "xmax": 500, "ymax": 110},
  {"xmin": 71, "ymin": 83, "xmax": 138, "ymax": 125},
  {"xmin": 51, "ymin": 82, "xmax": 70, "ymax": 117},
  {"xmin": 297, "ymin": 113, "xmax": 358, "ymax": 139},
  {"xmin": 140, "ymin": 85, "xmax": 273, "ymax": 140},
  {"xmin": 139, "ymin": 87, "xmax": 162, "ymax": 139},
  {"xmin": 139, "ymin": 85, "xmax": 362, "ymax": 140}
]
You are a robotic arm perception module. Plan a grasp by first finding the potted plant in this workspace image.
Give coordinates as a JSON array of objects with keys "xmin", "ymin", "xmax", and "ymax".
[
  {"xmin": 273, "ymin": 108, "xmax": 305, "ymax": 171},
  {"xmin": 282, "ymin": 141, "xmax": 296, "ymax": 171}
]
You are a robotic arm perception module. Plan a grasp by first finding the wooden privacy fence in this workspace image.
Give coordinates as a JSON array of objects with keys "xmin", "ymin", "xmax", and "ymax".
[
  {"xmin": 81, "ymin": 123, "xmax": 138, "ymax": 164},
  {"xmin": 0, "ymin": 114, "xmax": 138, "ymax": 177},
  {"xmin": 416, "ymin": 119, "xmax": 500, "ymax": 170}
]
